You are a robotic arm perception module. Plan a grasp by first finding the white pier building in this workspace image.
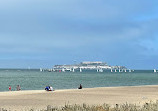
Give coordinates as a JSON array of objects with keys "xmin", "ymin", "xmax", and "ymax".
[{"xmin": 52, "ymin": 61, "xmax": 127, "ymax": 73}]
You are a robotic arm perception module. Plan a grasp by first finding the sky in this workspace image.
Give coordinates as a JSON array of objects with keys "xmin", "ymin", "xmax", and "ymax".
[{"xmin": 0, "ymin": 0, "xmax": 158, "ymax": 69}]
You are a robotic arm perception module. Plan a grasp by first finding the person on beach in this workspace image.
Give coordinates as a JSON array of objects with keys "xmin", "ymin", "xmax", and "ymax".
[
  {"xmin": 78, "ymin": 84, "xmax": 82, "ymax": 89},
  {"xmin": 45, "ymin": 86, "xmax": 54, "ymax": 91},
  {"xmin": 9, "ymin": 85, "xmax": 11, "ymax": 91},
  {"xmin": 17, "ymin": 85, "xmax": 21, "ymax": 91},
  {"xmin": 17, "ymin": 85, "xmax": 19, "ymax": 91},
  {"xmin": 45, "ymin": 86, "xmax": 50, "ymax": 91},
  {"xmin": 49, "ymin": 86, "xmax": 53, "ymax": 91}
]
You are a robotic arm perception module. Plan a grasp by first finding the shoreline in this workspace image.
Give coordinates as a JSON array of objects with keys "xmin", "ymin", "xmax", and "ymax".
[
  {"xmin": 1, "ymin": 85, "xmax": 158, "ymax": 110},
  {"xmin": 1, "ymin": 84, "xmax": 158, "ymax": 93}
]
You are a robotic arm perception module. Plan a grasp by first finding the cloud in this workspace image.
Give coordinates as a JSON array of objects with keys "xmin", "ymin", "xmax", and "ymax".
[{"xmin": 0, "ymin": 0, "xmax": 158, "ymax": 68}]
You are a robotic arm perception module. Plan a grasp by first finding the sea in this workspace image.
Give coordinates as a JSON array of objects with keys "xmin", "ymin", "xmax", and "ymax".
[{"xmin": 0, "ymin": 69, "xmax": 158, "ymax": 92}]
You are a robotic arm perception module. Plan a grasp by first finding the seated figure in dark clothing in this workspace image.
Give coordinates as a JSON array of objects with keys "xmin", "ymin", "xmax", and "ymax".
[
  {"xmin": 45, "ymin": 86, "xmax": 50, "ymax": 91},
  {"xmin": 45, "ymin": 86, "xmax": 53, "ymax": 91},
  {"xmin": 78, "ymin": 84, "xmax": 82, "ymax": 89}
]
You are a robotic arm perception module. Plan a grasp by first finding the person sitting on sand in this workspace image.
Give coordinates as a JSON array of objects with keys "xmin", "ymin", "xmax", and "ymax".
[
  {"xmin": 45, "ymin": 86, "xmax": 50, "ymax": 91},
  {"xmin": 45, "ymin": 86, "xmax": 54, "ymax": 91},
  {"xmin": 49, "ymin": 86, "xmax": 53, "ymax": 91},
  {"xmin": 78, "ymin": 84, "xmax": 82, "ymax": 89}
]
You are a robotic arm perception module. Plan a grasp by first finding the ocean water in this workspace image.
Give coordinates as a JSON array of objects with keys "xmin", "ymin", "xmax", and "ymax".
[{"xmin": 0, "ymin": 69, "xmax": 158, "ymax": 91}]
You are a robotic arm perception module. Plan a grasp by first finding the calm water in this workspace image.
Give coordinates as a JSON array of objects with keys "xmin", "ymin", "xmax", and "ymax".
[{"xmin": 0, "ymin": 69, "xmax": 158, "ymax": 91}]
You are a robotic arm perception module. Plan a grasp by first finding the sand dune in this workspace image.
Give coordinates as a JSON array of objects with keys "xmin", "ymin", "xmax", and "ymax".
[{"xmin": 1, "ymin": 85, "xmax": 158, "ymax": 110}]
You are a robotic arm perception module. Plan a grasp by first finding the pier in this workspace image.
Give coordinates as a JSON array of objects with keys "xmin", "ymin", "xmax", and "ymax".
[
  {"xmin": 50, "ymin": 61, "xmax": 132, "ymax": 73},
  {"xmin": 39, "ymin": 61, "xmax": 135, "ymax": 73}
]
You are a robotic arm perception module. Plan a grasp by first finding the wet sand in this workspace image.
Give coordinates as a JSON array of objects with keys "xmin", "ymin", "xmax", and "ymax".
[{"xmin": 1, "ymin": 85, "xmax": 158, "ymax": 110}]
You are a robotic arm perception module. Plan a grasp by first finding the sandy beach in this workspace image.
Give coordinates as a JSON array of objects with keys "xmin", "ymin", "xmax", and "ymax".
[{"xmin": 1, "ymin": 85, "xmax": 158, "ymax": 110}]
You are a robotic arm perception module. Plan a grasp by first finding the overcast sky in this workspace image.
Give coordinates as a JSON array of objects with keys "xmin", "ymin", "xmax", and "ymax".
[{"xmin": 0, "ymin": 0, "xmax": 158, "ymax": 69}]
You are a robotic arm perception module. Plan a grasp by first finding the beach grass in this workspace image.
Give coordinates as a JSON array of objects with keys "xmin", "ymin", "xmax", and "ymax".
[
  {"xmin": 1, "ymin": 101, "xmax": 158, "ymax": 111},
  {"xmin": 50, "ymin": 101, "xmax": 158, "ymax": 111}
]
